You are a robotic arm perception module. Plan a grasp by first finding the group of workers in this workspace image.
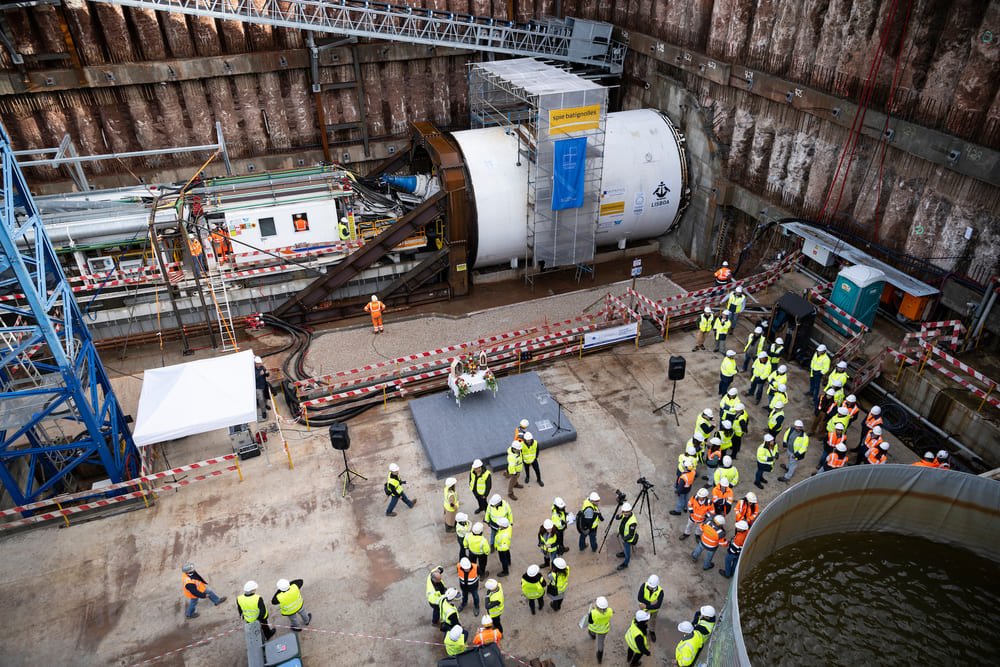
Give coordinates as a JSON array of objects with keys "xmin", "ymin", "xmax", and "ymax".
[{"xmin": 181, "ymin": 563, "xmax": 311, "ymax": 642}]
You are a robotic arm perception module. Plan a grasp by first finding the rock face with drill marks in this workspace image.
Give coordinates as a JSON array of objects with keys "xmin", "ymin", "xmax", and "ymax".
[{"xmin": 0, "ymin": 0, "xmax": 998, "ymax": 276}]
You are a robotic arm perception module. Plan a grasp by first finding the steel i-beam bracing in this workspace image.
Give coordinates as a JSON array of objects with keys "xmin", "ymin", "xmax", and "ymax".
[
  {"xmin": 99, "ymin": 0, "xmax": 626, "ymax": 73},
  {"xmin": 0, "ymin": 121, "xmax": 138, "ymax": 506}
]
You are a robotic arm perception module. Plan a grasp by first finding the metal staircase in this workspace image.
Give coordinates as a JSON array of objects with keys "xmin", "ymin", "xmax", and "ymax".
[{"xmin": 101, "ymin": 0, "xmax": 626, "ymax": 72}]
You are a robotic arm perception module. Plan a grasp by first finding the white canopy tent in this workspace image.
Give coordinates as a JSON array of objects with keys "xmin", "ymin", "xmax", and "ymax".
[{"xmin": 132, "ymin": 349, "xmax": 257, "ymax": 447}]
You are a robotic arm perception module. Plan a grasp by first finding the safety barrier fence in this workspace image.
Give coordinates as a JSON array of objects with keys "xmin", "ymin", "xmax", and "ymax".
[
  {"xmin": 805, "ymin": 283, "xmax": 869, "ymax": 364},
  {"xmin": 0, "ymin": 453, "xmax": 241, "ymax": 529}
]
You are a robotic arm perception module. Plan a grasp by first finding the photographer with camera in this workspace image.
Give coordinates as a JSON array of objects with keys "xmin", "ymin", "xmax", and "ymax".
[
  {"xmin": 616, "ymin": 502, "xmax": 639, "ymax": 570},
  {"xmin": 577, "ymin": 492, "xmax": 604, "ymax": 552}
]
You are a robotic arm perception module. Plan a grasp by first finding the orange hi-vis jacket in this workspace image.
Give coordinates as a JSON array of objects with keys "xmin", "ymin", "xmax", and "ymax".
[
  {"xmin": 865, "ymin": 411, "xmax": 882, "ymax": 431},
  {"xmin": 474, "ymin": 627, "xmax": 502, "ymax": 646},
  {"xmin": 728, "ymin": 528, "xmax": 749, "ymax": 554},
  {"xmin": 825, "ymin": 451, "xmax": 848, "ymax": 469},
  {"xmin": 700, "ymin": 522, "xmax": 728, "ymax": 549},
  {"xmin": 711, "ymin": 485, "xmax": 733, "ymax": 512},
  {"xmin": 867, "ymin": 448, "xmax": 887, "ymax": 465},
  {"xmin": 687, "ymin": 495, "xmax": 713, "ymax": 523},
  {"xmin": 734, "ymin": 499, "xmax": 758, "ymax": 526},
  {"xmin": 714, "ymin": 267, "xmax": 732, "ymax": 282}
]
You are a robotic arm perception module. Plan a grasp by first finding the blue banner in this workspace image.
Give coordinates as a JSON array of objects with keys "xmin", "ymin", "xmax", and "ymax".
[{"xmin": 552, "ymin": 137, "xmax": 587, "ymax": 210}]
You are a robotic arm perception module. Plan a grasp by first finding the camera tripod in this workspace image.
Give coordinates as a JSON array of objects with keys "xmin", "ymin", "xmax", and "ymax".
[
  {"xmin": 338, "ymin": 449, "xmax": 367, "ymax": 497},
  {"xmin": 653, "ymin": 379, "xmax": 682, "ymax": 426},
  {"xmin": 598, "ymin": 479, "xmax": 660, "ymax": 556}
]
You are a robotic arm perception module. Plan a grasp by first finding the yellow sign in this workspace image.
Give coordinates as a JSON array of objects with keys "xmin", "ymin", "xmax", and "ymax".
[
  {"xmin": 600, "ymin": 201, "xmax": 625, "ymax": 217},
  {"xmin": 549, "ymin": 105, "xmax": 600, "ymax": 135}
]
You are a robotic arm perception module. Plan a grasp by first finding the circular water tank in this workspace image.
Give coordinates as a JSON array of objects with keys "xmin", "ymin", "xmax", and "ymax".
[
  {"xmin": 451, "ymin": 109, "xmax": 688, "ymax": 268},
  {"xmin": 704, "ymin": 466, "xmax": 1000, "ymax": 664}
]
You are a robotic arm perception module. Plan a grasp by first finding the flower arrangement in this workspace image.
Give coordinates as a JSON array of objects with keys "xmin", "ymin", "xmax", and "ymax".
[
  {"xmin": 484, "ymin": 369, "xmax": 498, "ymax": 393},
  {"xmin": 455, "ymin": 377, "xmax": 470, "ymax": 400}
]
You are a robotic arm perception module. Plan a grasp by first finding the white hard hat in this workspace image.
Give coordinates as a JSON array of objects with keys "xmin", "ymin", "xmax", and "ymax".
[
  {"xmin": 778, "ymin": 384, "xmax": 787, "ymax": 392},
  {"xmin": 554, "ymin": 497, "xmax": 566, "ymax": 508},
  {"xmin": 490, "ymin": 494, "xmax": 502, "ymax": 505},
  {"xmin": 714, "ymin": 515, "xmax": 725, "ymax": 525},
  {"xmin": 826, "ymin": 388, "xmax": 836, "ymax": 396},
  {"xmin": 524, "ymin": 431, "xmax": 533, "ymax": 441},
  {"xmin": 704, "ymin": 306, "xmax": 712, "ymax": 314},
  {"xmin": 686, "ymin": 445, "xmax": 697, "ymax": 456},
  {"xmin": 746, "ymin": 492, "xmax": 757, "ymax": 503},
  {"xmin": 678, "ymin": 621, "xmax": 695, "ymax": 634},
  {"xmin": 589, "ymin": 492, "xmax": 601, "ymax": 502},
  {"xmin": 520, "ymin": 418, "xmax": 529, "ymax": 429},
  {"xmin": 596, "ymin": 596, "xmax": 609, "ymax": 609},
  {"xmin": 277, "ymin": 579, "xmax": 290, "ymax": 592},
  {"xmin": 759, "ymin": 351, "xmax": 768, "ymax": 358},
  {"xmin": 722, "ymin": 420, "xmax": 732, "ymax": 429},
  {"xmin": 254, "ymin": 356, "xmax": 263, "ymax": 364},
  {"xmin": 456, "ymin": 512, "xmax": 468, "ymax": 522},
  {"xmin": 694, "ymin": 432, "xmax": 706, "ymax": 442},
  {"xmin": 775, "ymin": 337, "xmax": 783, "ymax": 345},
  {"xmin": 726, "ymin": 350, "xmax": 736, "ymax": 357},
  {"xmin": 722, "ymin": 261, "xmax": 729, "ymax": 267},
  {"xmin": 543, "ymin": 519, "xmax": 554, "ymax": 530},
  {"xmin": 553, "ymin": 557, "xmax": 566, "ymax": 569},
  {"xmin": 388, "ymin": 463, "xmax": 399, "ymax": 473},
  {"xmin": 445, "ymin": 477, "xmax": 457, "ymax": 487},
  {"xmin": 778, "ymin": 365, "xmax": 787, "ymax": 373},
  {"xmin": 721, "ymin": 311, "xmax": 729, "ymax": 317},
  {"xmin": 879, "ymin": 442, "xmax": 890, "ymax": 451},
  {"xmin": 736, "ymin": 520, "xmax": 749, "ymax": 531},
  {"xmin": 243, "ymin": 581, "xmax": 257, "ymax": 594},
  {"xmin": 473, "ymin": 459, "xmax": 483, "ymax": 468},
  {"xmin": 182, "ymin": 563, "xmax": 195, "ymax": 574},
  {"xmin": 696, "ymin": 488, "xmax": 709, "ymax": 498},
  {"xmin": 936, "ymin": 450, "xmax": 949, "ymax": 459},
  {"xmin": 445, "ymin": 588, "xmax": 459, "ymax": 600},
  {"xmin": 704, "ymin": 408, "xmax": 714, "ymax": 418},
  {"xmin": 754, "ymin": 327, "xmax": 763, "ymax": 334},
  {"xmin": 872, "ymin": 426, "xmax": 882, "ymax": 435},
  {"xmin": 723, "ymin": 455, "xmax": 732, "ymax": 467},
  {"xmin": 794, "ymin": 420, "xmax": 804, "ymax": 428},
  {"xmin": 728, "ymin": 387, "xmax": 738, "ymax": 396},
  {"xmin": 621, "ymin": 502, "xmax": 632, "ymax": 512},
  {"xmin": 871, "ymin": 406, "xmax": 882, "ymax": 415},
  {"xmin": 836, "ymin": 443, "xmax": 847, "ymax": 452},
  {"xmin": 734, "ymin": 402, "xmax": 744, "ymax": 412},
  {"xmin": 720, "ymin": 478, "xmax": 730, "ymax": 487},
  {"xmin": 497, "ymin": 517, "xmax": 509, "ymax": 528},
  {"xmin": 449, "ymin": 625, "xmax": 463, "ymax": 640},
  {"xmin": 923, "ymin": 451, "xmax": 936, "ymax": 460},
  {"xmin": 764, "ymin": 434, "xmax": 774, "ymax": 442},
  {"xmin": 460, "ymin": 557, "xmax": 472, "ymax": 569},
  {"xmin": 835, "ymin": 423, "xmax": 845, "ymax": 430},
  {"xmin": 527, "ymin": 564, "xmax": 539, "ymax": 577},
  {"xmin": 636, "ymin": 610, "xmax": 651, "ymax": 622},
  {"xmin": 736, "ymin": 286, "xmax": 743, "ymax": 293},
  {"xmin": 817, "ymin": 344, "xmax": 827, "ymax": 352},
  {"xmin": 647, "ymin": 574, "xmax": 660, "ymax": 588},
  {"xmin": 481, "ymin": 615, "xmax": 493, "ymax": 626},
  {"xmin": 710, "ymin": 437, "xmax": 721, "ymax": 446},
  {"xmin": 472, "ymin": 522, "xmax": 484, "ymax": 534},
  {"xmin": 485, "ymin": 579, "xmax": 498, "ymax": 591},
  {"xmin": 371, "ymin": 294, "xmax": 378, "ymax": 302},
  {"xmin": 838, "ymin": 361, "xmax": 848, "ymax": 369},
  {"xmin": 511, "ymin": 440, "xmax": 522, "ymax": 450},
  {"xmin": 701, "ymin": 605, "xmax": 717, "ymax": 617},
  {"xmin": 773, "ymin": 401, "xmax": 784, "ymax": 409}
]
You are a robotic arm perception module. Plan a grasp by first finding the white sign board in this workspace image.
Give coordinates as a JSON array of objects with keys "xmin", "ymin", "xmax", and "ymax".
[{"xmin": 583, "ymin": 323, "xmax": 639, "ymax": 350}]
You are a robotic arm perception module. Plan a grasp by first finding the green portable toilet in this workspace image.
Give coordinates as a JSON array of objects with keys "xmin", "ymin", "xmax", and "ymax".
[{"xmin": 826, "ymin": 264, "xmax": 885, "ymax": 336}]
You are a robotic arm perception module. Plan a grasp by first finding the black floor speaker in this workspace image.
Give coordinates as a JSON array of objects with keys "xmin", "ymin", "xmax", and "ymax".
[
  {"xmin": 329, "ymin": 421, "xmax": 350, "ymax": 450},
  {"xmin": 668, "ymin": 356, "xmax": 686, "ymax": 381}
]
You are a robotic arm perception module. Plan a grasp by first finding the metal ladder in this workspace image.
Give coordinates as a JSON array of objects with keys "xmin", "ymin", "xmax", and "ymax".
[
  {"xmin": 204, "ymin": 268, "xmax": 239, "ymax": 352},
  {"xmin": 100, "ymin": 0, "xmax": 626, "ymax": 72}
]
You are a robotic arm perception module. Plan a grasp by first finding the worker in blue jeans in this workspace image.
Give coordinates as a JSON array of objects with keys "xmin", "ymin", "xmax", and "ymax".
[
  {"xmin": 181, "ymin": 562, "xmax": 227, "ymax": 619},
  {"xmin": 385, "ymin": 463, "xmax": 417, "ymax": 516}
]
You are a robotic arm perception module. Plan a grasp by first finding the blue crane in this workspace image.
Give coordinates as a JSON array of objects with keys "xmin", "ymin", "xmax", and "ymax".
[{"xmin": 0, "ymin": 121, "xmax": 138, "ymax": 507}]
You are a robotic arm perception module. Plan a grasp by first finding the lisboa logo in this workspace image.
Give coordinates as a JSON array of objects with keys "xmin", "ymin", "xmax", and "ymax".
[{"xmin": 651, "ymin": 181, "xmax": 671, "ymax": 208}]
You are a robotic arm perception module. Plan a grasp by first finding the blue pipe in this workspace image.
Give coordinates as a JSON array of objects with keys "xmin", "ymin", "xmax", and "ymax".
[{"xmin": 384, "ymin": 175, "xmax": 417, "ymax": 193}]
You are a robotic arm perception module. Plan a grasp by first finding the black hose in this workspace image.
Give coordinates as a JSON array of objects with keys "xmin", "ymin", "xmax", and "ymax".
[{"xmin": 879, "ymin": 402, "xmax": 910, "ymax": 436}]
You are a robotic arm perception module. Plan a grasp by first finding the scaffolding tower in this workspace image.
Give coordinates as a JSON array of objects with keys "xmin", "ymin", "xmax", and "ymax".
[{"xmin": 0, "ymin": 121, "xmax": 138, "ymax": 506}]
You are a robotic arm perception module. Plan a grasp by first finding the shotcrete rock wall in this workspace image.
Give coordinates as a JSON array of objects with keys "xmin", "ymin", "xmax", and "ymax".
[{"xmin": 0, "ymin": 0, "xmax": 998, "ymax": 278}]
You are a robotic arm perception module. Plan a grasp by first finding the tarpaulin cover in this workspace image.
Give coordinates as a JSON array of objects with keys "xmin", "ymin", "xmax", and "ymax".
[
  {"xmin": 132, "ymin": 350, "xmax": 256, "ymax": 446},
  {"xmin": 551, "ymin": 137, "xmax": 587, "ymax": 210}
]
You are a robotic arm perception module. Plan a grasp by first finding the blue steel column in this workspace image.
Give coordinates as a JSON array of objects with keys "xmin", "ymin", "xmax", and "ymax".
[{"xmin": 0, "ymin": 121, "xmax": 137, "ymax": 505}]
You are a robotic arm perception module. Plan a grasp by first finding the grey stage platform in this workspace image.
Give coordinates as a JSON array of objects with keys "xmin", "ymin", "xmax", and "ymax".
[{"xmin": 409, "ymin": 371, "xmax": 577, "ymax": 478}]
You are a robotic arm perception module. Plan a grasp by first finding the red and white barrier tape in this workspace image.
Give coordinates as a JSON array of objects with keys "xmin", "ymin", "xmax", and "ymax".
[
  {"xmin": 921, "ymin": 342, "xmax": 999, "ymax": 390},
  {"xmin": 0, "ymin": 466, "xmax": 238, "ymax": 531},
  {"xmin": 129, "ymin": 627, "xmax": 242, "ymax": 666},
  {"xmin": 0, "ymin": 453, "xmax": 238, "ymax": 518}
]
